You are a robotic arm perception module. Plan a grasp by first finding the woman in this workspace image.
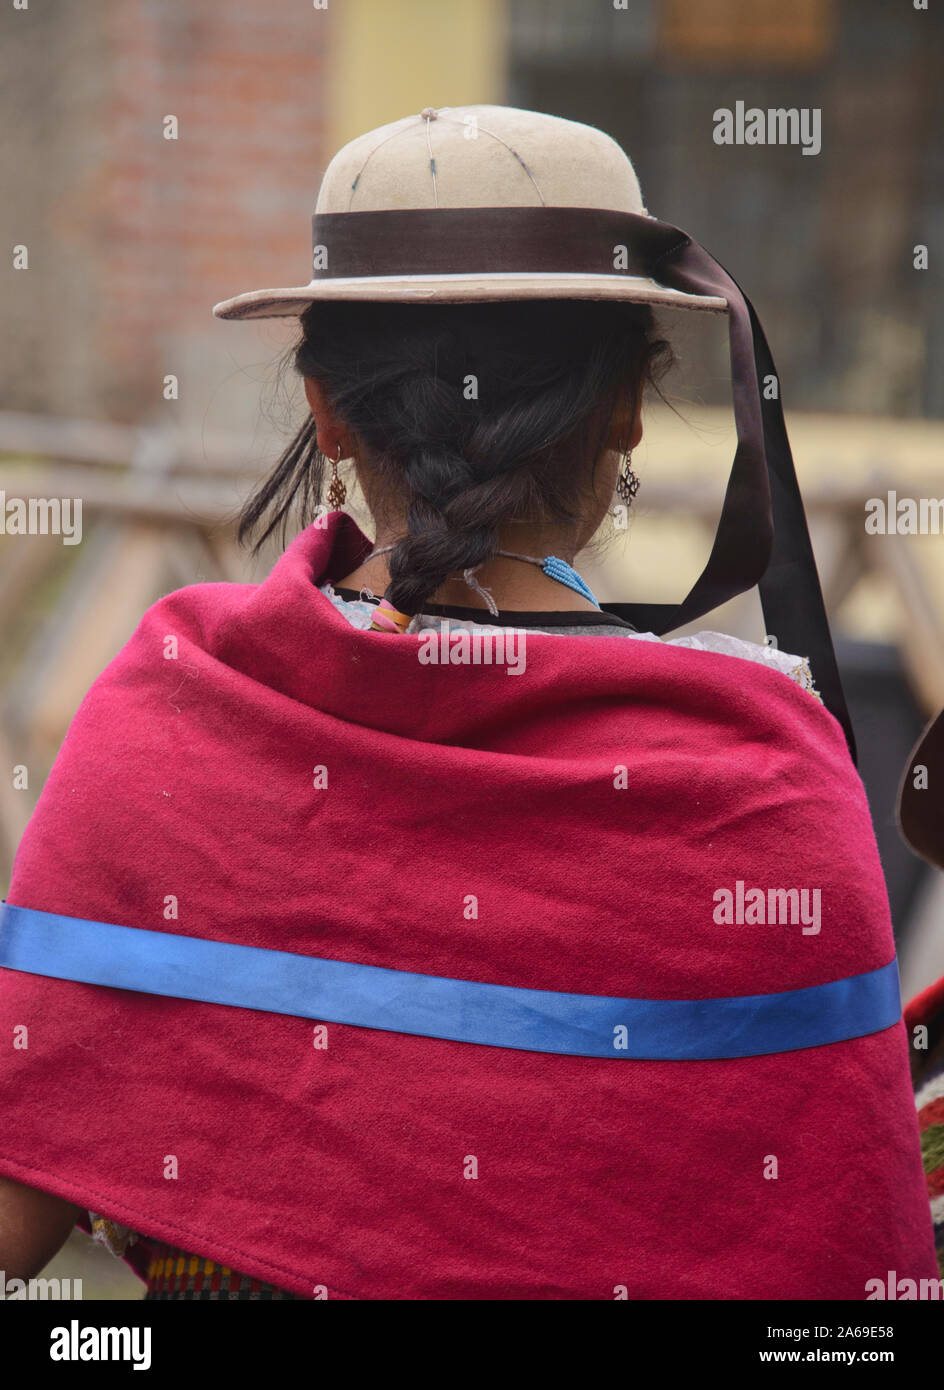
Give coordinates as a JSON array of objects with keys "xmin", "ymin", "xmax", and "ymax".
[
  {"xmin": 899, "ymin": 707, "xmax": 944, "ymax": 1279},
  {"xmin": 0, "ymin": 105, "xmax": 935, "ymax": 1300}
]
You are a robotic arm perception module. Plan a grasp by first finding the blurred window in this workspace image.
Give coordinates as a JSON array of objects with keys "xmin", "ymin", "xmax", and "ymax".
[
  {"xmin": 659, "ymin": 0, "xmax": 836, "ymax": 65},
  {"xmin": 509, "ymin": 0, "xmax": 657, "ymax": 61},
  {"xmin": 509, "ymin": 0, "xmax": 835, "ymax": 67}
]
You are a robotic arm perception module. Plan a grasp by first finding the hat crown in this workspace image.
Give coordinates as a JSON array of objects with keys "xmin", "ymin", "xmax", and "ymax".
[{"xmin": 315, "ymin": 104, "xmax": 647, "ymax": 215}]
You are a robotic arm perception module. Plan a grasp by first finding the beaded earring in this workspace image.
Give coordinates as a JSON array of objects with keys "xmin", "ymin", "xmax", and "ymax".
[{"xmin": 327, "ymin": 444, "xmax": 347, "ymax": 509}]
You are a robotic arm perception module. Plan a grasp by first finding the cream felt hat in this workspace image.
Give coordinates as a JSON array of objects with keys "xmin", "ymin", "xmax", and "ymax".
[{"xmin": 212, "ymin": 105, "xmax": 727, "ymax": 320}]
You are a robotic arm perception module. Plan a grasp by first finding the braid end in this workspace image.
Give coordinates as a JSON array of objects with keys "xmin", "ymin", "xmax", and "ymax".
[{"xmin": 370, "ymin": 597, "xmax": 413, "ymax": 633}]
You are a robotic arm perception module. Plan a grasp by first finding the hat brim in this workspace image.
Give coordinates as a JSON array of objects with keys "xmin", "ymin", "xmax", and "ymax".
[{"xmin": 212, "ymin": 273, "xmax": 727, "ymax": 320}]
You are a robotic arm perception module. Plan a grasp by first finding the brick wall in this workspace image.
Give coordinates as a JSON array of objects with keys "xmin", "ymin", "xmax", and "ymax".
[{"xmin": 2, "ymin": 0, "xmax": 332, "ymax": 428}]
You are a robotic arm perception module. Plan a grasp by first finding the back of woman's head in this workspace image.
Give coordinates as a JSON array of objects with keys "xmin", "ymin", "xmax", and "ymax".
[{"xmin": 240, "ymin": 299, "xmax": 672, "ymax": 616}]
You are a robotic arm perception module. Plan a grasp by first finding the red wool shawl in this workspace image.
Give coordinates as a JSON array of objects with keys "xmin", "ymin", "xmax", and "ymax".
[{"xmin": 0, "ymin": 513, "xmax": 935, "ymax": 1299}]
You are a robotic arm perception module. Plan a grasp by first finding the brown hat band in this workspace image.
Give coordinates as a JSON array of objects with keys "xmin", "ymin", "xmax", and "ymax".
[{"xmin": 310, "ymin": 207, "xmax": 686, "ymax": 279}]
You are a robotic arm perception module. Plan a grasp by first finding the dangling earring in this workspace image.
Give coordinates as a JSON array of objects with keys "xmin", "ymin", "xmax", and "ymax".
[
  {"xmin": 616, "ymin": 441, "xmax": 640, "ymax": 505},
  {"xmin": 327, "ymin": 444, "xmax": 347, "ymax": 509}
]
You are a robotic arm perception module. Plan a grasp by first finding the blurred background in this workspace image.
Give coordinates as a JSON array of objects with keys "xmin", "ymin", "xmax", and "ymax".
[{"xmin": 2, "ymin": 0, "xmax": 943, "ymax": 1296}]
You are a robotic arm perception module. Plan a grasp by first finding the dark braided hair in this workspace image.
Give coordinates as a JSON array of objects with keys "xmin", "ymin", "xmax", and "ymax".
[{"xmin": 239, "ymin": 299, "xmax": 672, "ymax": 616}]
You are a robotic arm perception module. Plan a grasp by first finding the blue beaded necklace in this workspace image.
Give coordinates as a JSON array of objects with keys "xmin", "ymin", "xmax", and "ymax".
[
  {"xmin": 364, "ymin": 545, "xmax": 599, "ymax": 612},
  {"xmin": 494, "ymin": 550, "xmax": 599, "ymax": 607}
]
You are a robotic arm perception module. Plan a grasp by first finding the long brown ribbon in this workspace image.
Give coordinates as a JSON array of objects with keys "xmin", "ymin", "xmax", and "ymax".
[{"xmin": 310, "ymin": 207, "xmax": 855, "ymax": 761}]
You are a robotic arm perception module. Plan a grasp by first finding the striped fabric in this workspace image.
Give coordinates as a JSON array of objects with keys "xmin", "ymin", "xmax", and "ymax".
[
  {"xmin": 915, "ymin": 1041, "xmax": 944, "ymax": 1278},
  {"xmin": 144, "ymin": 1242, "xmax": 299, "ymax": 1300}
]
